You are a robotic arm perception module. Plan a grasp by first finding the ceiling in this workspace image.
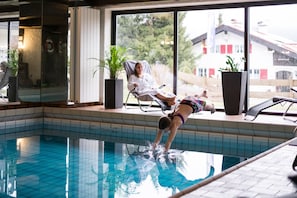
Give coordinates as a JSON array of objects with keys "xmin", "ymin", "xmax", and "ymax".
[
  {"xmin": 1, "ymin": 0, "xmax": 282, "ymax": 17},
  {"xmin": 0, "ymin": 0, "xmax": 19, "ymax": 13},
  {"xmin": 0, "ymin": 0, "xmax": 167, "ymax": 14}
]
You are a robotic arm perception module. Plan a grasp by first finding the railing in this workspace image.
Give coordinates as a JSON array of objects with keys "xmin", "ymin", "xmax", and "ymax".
[
  {"xmin": 125, "ymin": 69, "xmax": 297, "ymax": 112},
  {"xmin": 178, "ymin": 73, "xmax": 297, "ymax": 100}
]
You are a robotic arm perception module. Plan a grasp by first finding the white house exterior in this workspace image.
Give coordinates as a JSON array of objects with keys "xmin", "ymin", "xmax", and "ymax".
[{"xmin": 192, "ymin": 23, "xmax": 297, "ymax": 81}]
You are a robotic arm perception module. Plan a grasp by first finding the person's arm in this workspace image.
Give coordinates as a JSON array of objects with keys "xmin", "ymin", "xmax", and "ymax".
[
  {"xmin": 153, "ymin": 129, "xmax": 163, "ymax": 150},
  {"xmin": 127, "ymin": 75, "xmax": 138, "ymax": 91}
]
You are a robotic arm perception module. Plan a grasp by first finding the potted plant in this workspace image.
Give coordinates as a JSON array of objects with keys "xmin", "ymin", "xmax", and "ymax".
[
  {"xmin": 7, "ymin": 49, "xmax": 19, "ymax": 102},
  {"xmin": 220, "ymin": 55, "xmax": 247, "ymax": 115},
  {"xmin": 95, "ymin": 45, "xmax": 127, "ymax": 109}
]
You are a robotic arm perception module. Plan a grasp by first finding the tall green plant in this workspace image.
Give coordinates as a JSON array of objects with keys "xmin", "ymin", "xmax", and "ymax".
[
  {"xmin": 7, "ymin": 49, "xmax": 19, "ymax": 76},
  {"xmin": 106, "ymin": 45, "xmax": 127, "ymax": 79},
  {"xmin": 219, "ymin": 55, "xmax": 245, "ymax": 72},
  {"xmin": 93, "ymin": 45, "xmax": 127, "ymax": 79}
]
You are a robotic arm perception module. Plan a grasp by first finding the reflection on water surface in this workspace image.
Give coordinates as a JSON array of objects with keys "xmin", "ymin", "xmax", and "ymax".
[{"xmin": 0, "ymin": 133, "xmax": 246, "ymax": 197}]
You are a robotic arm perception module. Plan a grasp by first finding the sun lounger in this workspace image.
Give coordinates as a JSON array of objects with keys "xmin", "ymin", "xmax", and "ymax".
[
  {"xmin": 123, "ymin": 60, "xmax": 171, "ymax": 113},
  {"xmin": 245, "ymin": 88, "xmax": 297, "ymax": 122}
]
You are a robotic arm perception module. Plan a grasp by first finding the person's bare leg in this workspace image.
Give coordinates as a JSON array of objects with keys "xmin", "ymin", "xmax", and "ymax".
[{"xmin": 156, "ymin": 93, "xmax": 176, "ymax": 105}]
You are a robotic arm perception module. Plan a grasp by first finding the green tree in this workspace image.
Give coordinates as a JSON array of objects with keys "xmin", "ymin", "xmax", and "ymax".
[
  {"xmin": 176, "ymin": 12, "xmax": 198, "ymax": 73},
  {"xmin": 116, "ymin": 12, "xmax": 196, "ymax": 73}
]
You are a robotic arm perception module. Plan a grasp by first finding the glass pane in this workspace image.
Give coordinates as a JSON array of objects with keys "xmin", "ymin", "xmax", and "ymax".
[
  {"xmin": 0, "ymin": 22, "xmax": 8, "ymax": 62},
  {"xmin": 18, "ymin": 1, "xmax": 69, "ymax": 104},
  {"xmin": 17, "ymin": 28, "xmax": 42, "ymax": 103},
  {"xmin": 0, "ymin": 22, "xmax": 8, "ymax": 99},
  {"xmin": 250, "ymin": 4, "xmax": 297, "ymax": 113},
  {"xmin": 116, "ymin": 12, "xmax": 174, "ymax": 105},
  {"xmin": 178, "ymin": 8, "xmax": 244, "ymax": 110},
  {"xmin": 9, "ymin": 21, "xmax": 19, "ymax": 50}
]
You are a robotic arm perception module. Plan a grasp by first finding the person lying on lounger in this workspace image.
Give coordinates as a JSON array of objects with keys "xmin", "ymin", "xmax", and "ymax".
[
  {"xmin": 153, "ymin": 90, "xmax": 215, "ymax": 152},
  {"xmin": 128, "ymin": 62, "xmax": 176, "ymax": 106},
  {"xmin": 0, "ymin": 61, "xmax": 12, "ymax": 90}
]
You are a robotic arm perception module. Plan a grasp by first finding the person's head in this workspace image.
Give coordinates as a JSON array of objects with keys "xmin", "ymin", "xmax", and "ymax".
[
  {"xmin": 158, "ymin": 116, "xmax": 171, "ymax": 131},
  {"xmin": 134, "ymin": 62, "xmax": 143, "ymax": 77},
  {"xmin": 0, "ymin": 61, "xmax": 9, "ymax": 71}
]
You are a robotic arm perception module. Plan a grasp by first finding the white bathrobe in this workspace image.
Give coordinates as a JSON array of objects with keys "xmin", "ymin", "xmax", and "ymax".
[{"xmin": 128, "ymin": 73, "xmax": 161, "ymax": 96}]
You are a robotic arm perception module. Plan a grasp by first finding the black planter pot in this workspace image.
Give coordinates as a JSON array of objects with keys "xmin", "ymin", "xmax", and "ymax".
[
  {"xmin": 222, "ymin": 71, "xmax": 247, "ymax": 115},
  {"xmin": 105, "ymin": 79, "xmax": 123, "ymax": 109},
  {"xmin": 8, "ymin": 76, "xmax": 18, "ymax": 102}
]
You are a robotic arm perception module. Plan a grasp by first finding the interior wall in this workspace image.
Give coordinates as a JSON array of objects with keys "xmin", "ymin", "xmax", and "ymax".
[
  {"xmin": 23, "ymin": 28, "xmax": 41, "ymax": 84},
  {"xmin": 70, "ymin": 7, "xmax": 100, "ymax": 103}
]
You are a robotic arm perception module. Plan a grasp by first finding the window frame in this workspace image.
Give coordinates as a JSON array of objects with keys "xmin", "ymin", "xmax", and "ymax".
[{"xmin": 112, "ymin": 0, "xmax": 297, "ymax": 116}]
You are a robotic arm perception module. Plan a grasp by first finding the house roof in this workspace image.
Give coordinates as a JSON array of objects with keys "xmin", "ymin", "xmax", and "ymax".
[{"xmin": 191, "ymin": 23, "xmax": 297, "ymax": 59}]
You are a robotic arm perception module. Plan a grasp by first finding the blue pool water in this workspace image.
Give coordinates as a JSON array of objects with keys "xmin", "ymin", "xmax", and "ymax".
[{"xmin": 0, "ymin": 129, "xmax": 275, "ymax": 198}]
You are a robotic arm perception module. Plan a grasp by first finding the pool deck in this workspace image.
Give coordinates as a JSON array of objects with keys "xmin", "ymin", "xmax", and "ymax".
[
  {"xmin": 71, "ymin": 105, "xmax": 297, "ymax": 198},
  {"xmin": 175, "ymin": 138, "xmax": 297, "ymax": 198},
  {"xmin": 1, "ymin": 103, "xmax": 297, "ymax": 197}
]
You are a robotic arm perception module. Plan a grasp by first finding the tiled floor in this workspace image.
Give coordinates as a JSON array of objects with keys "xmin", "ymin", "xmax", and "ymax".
[
  {"xmin": 174, "ymin": 140, "xmax": 297, "ymax": 198},
  {"xmin": 71, "ymin": 105, "xmax": 297, "ymax": 198}
]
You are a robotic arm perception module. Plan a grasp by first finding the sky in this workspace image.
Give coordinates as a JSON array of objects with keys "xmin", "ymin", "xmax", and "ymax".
[{"xmin": 183, "ymin": 4, "xmax": 297, "ymax": 42}]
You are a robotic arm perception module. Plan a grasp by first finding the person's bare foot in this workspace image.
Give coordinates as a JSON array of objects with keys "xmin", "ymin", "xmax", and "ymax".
[
  {"xmin": 170, "ymin": 96, "xmax": 176, "ymax": 100},
  {"xmin": 195, "ymin": 90, "xmax": 208, "ymax": 98},
  {"xmin": 201, "ymin": 90, "xmax": 208, "ymax": 98},
  {"xmin": 165, "ymin": 97, "xmax": 176, "ymax": 106},
  {"xmin": 167, "ymin": 100, "xmax": 175, "ymax": 106},
  {"xmin": 205, "ymin": 104, "xmax": 215, "ymax": 113}
]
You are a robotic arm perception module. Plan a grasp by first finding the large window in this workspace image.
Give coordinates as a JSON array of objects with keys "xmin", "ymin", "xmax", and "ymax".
[
  {"xmin": 0, "ymin": 21, "xmax": 19, "ymax": 62},
  {"xmin": 116, "ymin": 12, "xmax": 174, "ymax": 105},
  {"xmin": 249, "ymin": 4, "xmax": 297, "ymax": 113},
  {"xmin": 9, "ymin": 21, "xmax": 19, "ymax": 50},
  {"xmin": 0, "ymin": 22, "xmax": 9, "ymax": 62},
  {"xmin": 178, "ymin": 8, "xmax": 244, "ymax": 109},
  {"xmin": 0, "ymin": 21, "xmax": 19, "ymax": 98},
  {"xmin": 114, "ymin": 2, "xmax": 297, "ymax": 114}
]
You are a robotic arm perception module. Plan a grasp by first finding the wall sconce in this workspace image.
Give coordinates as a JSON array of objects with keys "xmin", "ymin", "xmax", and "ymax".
[
  {"xmin": 18, "ymin": 35, "xmax": 24, "ymax": 49},
  {"xmin": 18, "ymin": 28, "xmax": 24, "ymax": 49}
]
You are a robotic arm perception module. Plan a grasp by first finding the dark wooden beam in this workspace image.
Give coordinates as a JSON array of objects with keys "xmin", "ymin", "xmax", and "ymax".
[
  {"xmin": 1, "ymin": 0, "xmax": 161, "ymax": 14},
  {"xmin": 84, "ymin": 0, "xmax": 163, "ymax": 7},
  {"xmin": 0, "ymin": 5, "xmax": 18, "ymax": 13}
]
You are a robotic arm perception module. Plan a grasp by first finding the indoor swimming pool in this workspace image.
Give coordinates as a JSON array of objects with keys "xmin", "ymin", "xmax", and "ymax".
[{"xmin": 0, "ymin": 127, "xmax": 278, "ymax": 198}]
